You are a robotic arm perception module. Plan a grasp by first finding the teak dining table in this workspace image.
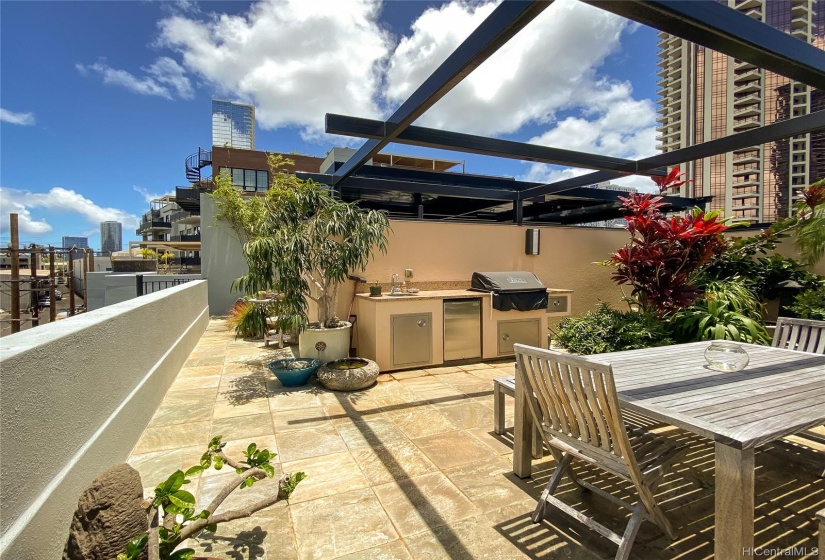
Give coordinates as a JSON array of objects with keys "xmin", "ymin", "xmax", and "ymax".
[{"xmin": 512, "ymin": 341, "xmax": 825, "ymax": 559}]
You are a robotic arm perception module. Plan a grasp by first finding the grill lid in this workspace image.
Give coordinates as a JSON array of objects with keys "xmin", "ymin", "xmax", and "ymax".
[{"xmin": 471, "ymin": 271, "xmax": 546, "ymax": 293}]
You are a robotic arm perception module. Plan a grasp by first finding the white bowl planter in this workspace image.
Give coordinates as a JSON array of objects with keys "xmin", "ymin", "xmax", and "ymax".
[{"xmin": 298, "ymin": 321, "xmax": 352, "ymax": 362}]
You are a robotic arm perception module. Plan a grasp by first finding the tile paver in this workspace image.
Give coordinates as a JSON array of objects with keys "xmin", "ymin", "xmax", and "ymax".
[{"xmin": 127, "ymin": 319, "xmax": 825, "ymax": 560}]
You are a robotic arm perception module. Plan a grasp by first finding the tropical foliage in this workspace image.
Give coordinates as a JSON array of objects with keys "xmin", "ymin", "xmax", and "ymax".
[
  {"xmin": 226, "ymin": 299, "xmax": 269, "ymax": 339},
  {"xmin": 118, "ymin": 436, "xmax": 305, "ymax": 560},
  {"xmin": 669, "ymin": 279, "xmax": 770, "ymax": 344},
  {"xmin": 554, "ymin": 303, "xmax": 673, "ymax": 355},
  {"xmin": 607, "ymin": 168, "xmax": 729, "ymax": 313},
  {"xmin": 791, "ymin": 285, "xmax": 825, "ymax": 320},
  {"xmin": 212, "ymin": 155, "xmax": 390, "ymax": 330}
]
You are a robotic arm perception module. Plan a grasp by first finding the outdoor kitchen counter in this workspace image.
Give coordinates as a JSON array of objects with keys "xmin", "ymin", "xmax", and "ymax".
[
  {"xmin": 355, "ymin": 288, "xmax": 573, "ymax": 371},
  {"xmin": 355, "ymin": 288, "xmax": 572, "ymax": 302}
]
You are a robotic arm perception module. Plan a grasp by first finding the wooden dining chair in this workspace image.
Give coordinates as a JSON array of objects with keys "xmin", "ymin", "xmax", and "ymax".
[
  {"xmin": 772, "ymin": 317, "xmax": 825, "ymax": 354},
  {"xmin": 514, "ymin": 344, "xmax": 688, "ymax": 560},
  {"xmin": 772, "ymin": 317, "xmax": 825, "ymax": 477}
]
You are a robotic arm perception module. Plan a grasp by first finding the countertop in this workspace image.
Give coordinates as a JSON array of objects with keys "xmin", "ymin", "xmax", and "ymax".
[{"xmin": 356, "ymin": 288, "xmax": 572, "ymax": 302}]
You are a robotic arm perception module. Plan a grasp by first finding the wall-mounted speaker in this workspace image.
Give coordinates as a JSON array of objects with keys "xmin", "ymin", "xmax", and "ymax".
[{"xmin": 525, "ymin": 228, "xmax": 540, "ymax": 255}]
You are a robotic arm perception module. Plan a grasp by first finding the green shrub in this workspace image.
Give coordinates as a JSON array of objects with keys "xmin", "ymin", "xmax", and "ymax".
[
  {"xmin": 553, "ymin": 303, "xmax": 672, "ymax": 355},
  {"xmin": 227, "ymin": 300, "xmax": 269, "ymax": 339},
  {"xmin": 669, "ymin": 280, "xmax": 770, "ymax": 344},
  {"xmin": 790, "ymin": 285, "xmax": 825, "ymax": 320}
]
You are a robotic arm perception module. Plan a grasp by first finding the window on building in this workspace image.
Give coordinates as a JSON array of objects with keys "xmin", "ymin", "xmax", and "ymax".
[{"xmin": 220, "ymin": 167, "xmax": 269, "ymax": 192}]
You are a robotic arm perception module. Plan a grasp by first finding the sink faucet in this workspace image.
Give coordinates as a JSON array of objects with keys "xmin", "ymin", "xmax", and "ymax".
[{"xmin": 390, "ymin": 273, "xmax": 401, "ymax": 294}]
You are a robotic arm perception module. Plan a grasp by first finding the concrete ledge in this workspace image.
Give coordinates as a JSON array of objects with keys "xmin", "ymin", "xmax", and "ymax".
[{"xmin": 0, "ymin": 280, "xmax": 209, "ymax": 559}]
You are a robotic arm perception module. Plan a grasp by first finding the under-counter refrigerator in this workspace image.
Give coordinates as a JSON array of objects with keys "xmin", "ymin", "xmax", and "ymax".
[{"xmin": 443, "ymin": 298, "xmax": 482, "ymax": 361}]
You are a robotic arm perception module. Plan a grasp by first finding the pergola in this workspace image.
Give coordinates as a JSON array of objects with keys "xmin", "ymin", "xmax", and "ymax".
[{"xmin": 297, "ymin": 0, "xmax": 825, "ymax": 225}]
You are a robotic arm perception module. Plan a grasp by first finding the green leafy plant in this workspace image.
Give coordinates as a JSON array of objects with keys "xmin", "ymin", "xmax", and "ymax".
[
  {"xmin": 553, "ymin": 302, "xmax": 673, "ymax": 355},
  {"xmin": 212, "ymin": 155, "xmax": 390, "ymax": 330},
  {"xmin": 118, "ymin": 436, "xmax": 305, "ymax": 560},
  {"xmin": 226, "ymin": 299, "xmax": 269, "ymax": 339},
  {"xmin": 790, "ymin": 285, "xmax": 825, "ymax": 320},
  {"xmin": 669, "ymin": 279, "xmax": 770, "ymax": 344}
]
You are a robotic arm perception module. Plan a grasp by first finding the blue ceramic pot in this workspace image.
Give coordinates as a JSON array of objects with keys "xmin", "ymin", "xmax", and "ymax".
[{"xmin": 267, "ymin": 358, "xmax": 321, "ymax": 387}]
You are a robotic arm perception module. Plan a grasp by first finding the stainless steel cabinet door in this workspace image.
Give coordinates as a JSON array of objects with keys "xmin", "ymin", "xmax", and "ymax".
[
  {"xmin": 444, "ymin": 299, "xmax": 481, "ymax": 361},
  {"xmin": 497, "ymin": 318, "xmax": 541, "ymax": 355},
  {"xmin": 391, "ymin": 313, "xmax": 432, "ymax": 367}
]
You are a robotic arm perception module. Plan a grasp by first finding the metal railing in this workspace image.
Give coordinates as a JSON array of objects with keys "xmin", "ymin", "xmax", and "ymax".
[
  {"xmin": 135, "ymin": 275, "xmax": 197, "ymax": 296},
  {"xmin": 170, "ymin": 234, "xmax": 201, "ymax": 242}
]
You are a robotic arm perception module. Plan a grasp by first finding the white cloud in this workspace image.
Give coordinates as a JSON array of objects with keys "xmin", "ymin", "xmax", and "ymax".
[
  {"xmin": 0, "ymin": 189, "xmax": 52, "ymax": 235},
  {"xmin": 76, "ymin": 57, "xmax": 193, "ymax": 100},
  {"xmin": 0, "ymin": 108, "xmax": 36, "ymax": 126},
  {"xmin": 157, "ymin": 0, "xmax": 392, "ymax": 140},
  {"xmin": 0, "ymin": 187, "xmax": 139, "ymax": 237},
  {"xmin": 133, "ymin": 185, "xmax": 174, "ymax": 203},
  {"xmin": 385, "ymin": 0, "xmax": 631, "ymax": 136}
]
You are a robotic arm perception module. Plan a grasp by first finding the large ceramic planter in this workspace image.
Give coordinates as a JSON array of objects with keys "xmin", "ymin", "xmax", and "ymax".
[
  {"xmin": 317, "ymin": 358, "xmax": 380, "ymax": 391},
  {"xmin": 298, "ymin": 322, "xmax": 351, "ymax": 362},
  {"xmin": 267, "ymin": 358, "xmax": 321, "ymax": 387}
]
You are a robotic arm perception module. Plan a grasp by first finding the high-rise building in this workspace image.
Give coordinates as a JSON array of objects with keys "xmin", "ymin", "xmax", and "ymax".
[
  {"xmin": 212, "ymin": 99, "xmax": 255, "ymax": 150},
  {"xmin": 100, "ymin": 221, "xmax": 122, "ymax": 255},
  {"xmin": 62, "ymin": 236, "xmax": 89, "ymax": 259},
  {"xmin": 656, "ymin": 0, "xmax": 825, "ymax": 223},
  {"xmin": 62, "ymin": 236, "xmax": 88, "ymax": 250}
]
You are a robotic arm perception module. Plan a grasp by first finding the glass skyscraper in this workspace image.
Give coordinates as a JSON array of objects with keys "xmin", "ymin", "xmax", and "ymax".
[
  {"xmin": 212, "ymin": 99, "xmax": 255, "ymax": 150},
  {"xmin": 656, "ymin": 0, "xmax": 824, "ymax": 223},
  {"xmin": 62, "ymin": 236, "xmax": 89, "ymax": 259},
  {"xmin": 100, "ymin": 221, "xmax": 122, "ymax": 255}
]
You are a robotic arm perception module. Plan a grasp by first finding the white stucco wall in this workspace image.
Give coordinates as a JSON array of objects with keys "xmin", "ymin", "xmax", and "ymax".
[
  {"xmin": 0, "ymin": 280, "xmax": 209, "ymax": 560},
  {"xmin": 201, "ymin": 194, "xmax": 247, "ymax": 316}
]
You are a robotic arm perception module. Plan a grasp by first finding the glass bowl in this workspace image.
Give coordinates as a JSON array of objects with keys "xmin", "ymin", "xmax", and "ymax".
[{"xmin": 704, "ymin": 342, "xmax": 749, "ymax": 372}]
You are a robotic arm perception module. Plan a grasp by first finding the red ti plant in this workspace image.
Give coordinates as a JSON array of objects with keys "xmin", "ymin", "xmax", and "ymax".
[{"xmin": 607, "ymin": 168, "xmax": 729, "ymax": 314}]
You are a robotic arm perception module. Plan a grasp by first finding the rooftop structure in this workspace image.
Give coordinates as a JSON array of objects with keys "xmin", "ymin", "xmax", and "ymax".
[{"xmin": 212, "ymin": 99, "xmax": 255, "ymax": 150}]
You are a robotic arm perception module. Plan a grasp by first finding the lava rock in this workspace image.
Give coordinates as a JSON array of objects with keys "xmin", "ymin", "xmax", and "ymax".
[{"xmin": 63, "ymin": 463, "xmax": 147, "ymax": 560}]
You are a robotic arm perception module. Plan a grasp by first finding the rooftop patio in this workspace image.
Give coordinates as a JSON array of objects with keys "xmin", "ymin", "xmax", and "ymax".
[{"xmin": 127, "ymin": 319, "xmax": 825, "ymax": 560}]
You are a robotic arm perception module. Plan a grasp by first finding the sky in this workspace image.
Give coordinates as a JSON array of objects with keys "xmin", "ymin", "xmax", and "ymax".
[{"xmin": 0, "ymin": 0, "xmax": 661, "ymax": 250}]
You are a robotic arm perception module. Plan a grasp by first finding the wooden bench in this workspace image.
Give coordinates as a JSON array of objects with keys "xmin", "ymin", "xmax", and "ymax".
[{"xmin": 494, "ymin": 376, "xmax": 542, "ymax": 459}]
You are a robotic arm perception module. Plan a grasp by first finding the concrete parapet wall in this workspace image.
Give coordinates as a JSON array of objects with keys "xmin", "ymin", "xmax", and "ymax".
[{"xmin": 0, "ymin": 280, "xmax": 209, "ymax": 560}]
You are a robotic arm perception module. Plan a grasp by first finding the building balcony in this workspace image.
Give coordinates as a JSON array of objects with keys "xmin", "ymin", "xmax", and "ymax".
[
  {"xmin": 732, "ymin": 179, "xmax": 761, "ymax": 189},
  {"xmin": 734, "ymin": 81, "xmax": 762, "ymax": 95},
  {"xmin": 733, "ymin": 105, "xmax": 761, "ymax": 118},
  {"xmin": 170, "ymin": 210, "xmax": 200, "ymax": 225},
  {"xmin": 175, "ymin": 186, "xmax": 205, "ymax": 213},
  {"xmin": 170, "ymin": 233, "xmax": 201, "ymax": 243},
  {"xmin": 137, "ymin": 220, "xmax": 172, "ymax": 234},
  {"xmin": 733, "ymin": 92, "xmax": 761, "ymax": 107},
  {"xmin": 733, "ymin": 118, "xmax": 762, "ymax": 131}
]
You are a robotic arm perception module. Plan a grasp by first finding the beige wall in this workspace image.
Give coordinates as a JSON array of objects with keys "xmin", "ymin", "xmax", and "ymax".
[
  {"xmin": 0, "ymin": 281, "xmax": 209, "ymax": 560},
  {"xmin": 345, "ymin": 220, "xmax": 629, "ymax": 326}
]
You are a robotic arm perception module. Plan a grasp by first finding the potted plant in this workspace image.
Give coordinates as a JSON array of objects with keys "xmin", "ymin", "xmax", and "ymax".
[
  {"xmin": 212, "ymin": 155, "xmax": 390, "ymax": 361},
  {"xmin": 117, "ymin": 436, "xmax": 305, "ymax": 560},
  {"xmin": 369, "ymin": 281, "xmax": 382, "ymax": 297}
]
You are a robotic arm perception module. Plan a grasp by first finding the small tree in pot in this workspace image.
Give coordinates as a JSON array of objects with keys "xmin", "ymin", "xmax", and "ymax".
[{"xmin": 213, "ymin": 156, "xmax": 390, "ymax": 348}]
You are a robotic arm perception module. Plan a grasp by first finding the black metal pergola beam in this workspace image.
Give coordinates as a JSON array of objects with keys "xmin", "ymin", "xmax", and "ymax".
[
  {"xmin": 326, "ymin": 113, "xmax": 667, "ymax": 177},
  {"xmin": 298, "ymin": 172, "xmax": 518, "ymax": 201},
  {"xmin": 587, "ymin": 1, "xmax": 825, "ymax": 90},
  {"xmin": 331, "ymin": 0, "xmax": 550, "ymax": 185},
  {"xmin": 522, "ymin": 110, "xmax": 825, "ymax": 198}
]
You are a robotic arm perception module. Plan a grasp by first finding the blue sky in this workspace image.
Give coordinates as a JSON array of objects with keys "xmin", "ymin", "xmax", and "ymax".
[{"xmin": 1, "ymin": 0, "xmax": 660, "ymax": 250}]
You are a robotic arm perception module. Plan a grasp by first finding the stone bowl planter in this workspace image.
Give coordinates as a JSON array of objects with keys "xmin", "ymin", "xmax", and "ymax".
[
  {"xmin": 316, "ymin": 358, "xmax": 380, "ymax": 391},
  {"xmin": 267, "ymin": 358, "xmax": 321, "ymax": 387}
]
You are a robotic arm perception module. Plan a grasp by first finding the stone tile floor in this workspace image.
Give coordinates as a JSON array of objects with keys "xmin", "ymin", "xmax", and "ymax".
[{"xmin": 128, "ymin": 320, "xmax": 825, "ymax": 559}]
